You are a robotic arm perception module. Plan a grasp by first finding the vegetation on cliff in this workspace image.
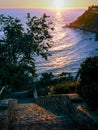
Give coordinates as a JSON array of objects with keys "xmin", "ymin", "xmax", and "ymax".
[{"xmin": 67, "ymin": 5, "xmax": 98, "ymax": 33}]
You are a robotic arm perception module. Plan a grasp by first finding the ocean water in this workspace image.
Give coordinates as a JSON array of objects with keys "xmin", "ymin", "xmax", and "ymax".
[{"xmin": 0, "ymin": 8, "xmax": 98, "ymax": 76}]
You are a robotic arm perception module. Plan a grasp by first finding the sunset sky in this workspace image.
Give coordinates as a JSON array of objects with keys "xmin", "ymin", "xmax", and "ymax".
[{"xmin": 0, "ymin": 0, "xmax": 98, "ymax": 9}]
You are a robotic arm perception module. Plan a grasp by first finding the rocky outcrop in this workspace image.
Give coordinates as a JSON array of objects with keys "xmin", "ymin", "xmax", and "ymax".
[{"xmin": 66, "ymin": 6, "xmax": 98, "ymax": 33}]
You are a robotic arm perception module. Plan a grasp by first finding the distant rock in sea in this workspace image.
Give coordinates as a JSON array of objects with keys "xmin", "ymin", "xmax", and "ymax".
[{"xmin": 66, "ymin": 5, "xmax": 98, "ymax": 33}]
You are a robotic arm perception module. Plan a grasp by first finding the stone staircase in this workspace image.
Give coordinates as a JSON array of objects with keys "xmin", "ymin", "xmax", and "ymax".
[
  {"xmin": 11, "ymin": 103, "xmax": 82, "ymax": 130},
  {"xmin": 1, "ymin": 94, "xmax": 98, "ymax": 130},
  {"xmin": 0, "ymin": 98, "xmax": 83, "ymax": 130}
]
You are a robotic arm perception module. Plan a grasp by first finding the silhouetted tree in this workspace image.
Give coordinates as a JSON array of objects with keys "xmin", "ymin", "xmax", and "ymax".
[
  {"xmin": 76, "ymin": 56, "xmax": 98, "ymax": 109},
  {"xmin": 0, "ymin": 13, "xmax": 53, "ymax": 95}
]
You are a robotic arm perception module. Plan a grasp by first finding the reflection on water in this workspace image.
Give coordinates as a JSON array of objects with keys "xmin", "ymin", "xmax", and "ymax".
[
  {"xmin": 36, "ymin": 9, "xmax": 98, "ymax": 76},
  {"xmin": 50, "ymin": 11, "xmax": 71, "ymax": 71},
  {"xmin": 52, "ymin": 11, "xmax": 65, "ymax": 40}
]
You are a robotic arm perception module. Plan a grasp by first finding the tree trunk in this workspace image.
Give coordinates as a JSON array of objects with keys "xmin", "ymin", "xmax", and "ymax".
[{"xmin": 0, "ymin": 87, "xmax": 5, "ymax": 95}]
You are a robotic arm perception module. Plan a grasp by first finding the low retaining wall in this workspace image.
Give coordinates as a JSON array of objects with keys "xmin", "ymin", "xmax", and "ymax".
[
  {"xmin": 36, "ymin": 94, "xmax": 71, "ymax": 114},
  {"xmin": 35, "ymin": 94, "xmax": 83, "ymax": 114}
]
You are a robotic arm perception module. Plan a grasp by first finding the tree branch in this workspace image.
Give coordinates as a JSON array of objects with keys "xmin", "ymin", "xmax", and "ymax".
[{"xmin": 0, "ymin": 87, "xmax": 5, "ymax": 95}]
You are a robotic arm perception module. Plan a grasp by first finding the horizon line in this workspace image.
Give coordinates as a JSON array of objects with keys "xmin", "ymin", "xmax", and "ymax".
[{"xmin": 0, "ymin": 7, "xmax": 87, "ymax": 10}]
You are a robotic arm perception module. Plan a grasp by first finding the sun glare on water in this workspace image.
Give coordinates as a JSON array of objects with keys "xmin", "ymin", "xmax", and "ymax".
[{"xmin": 53, "ymin": 0, "xmax": 66, "ymax": 10}]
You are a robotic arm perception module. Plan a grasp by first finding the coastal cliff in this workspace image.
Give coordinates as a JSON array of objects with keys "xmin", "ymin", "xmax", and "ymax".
[{"xmin": 66, "ymin": 5, "xmax": 98, "ymax": 33}]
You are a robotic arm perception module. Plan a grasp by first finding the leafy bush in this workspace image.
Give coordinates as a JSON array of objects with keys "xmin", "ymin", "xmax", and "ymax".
[
  {"xmin": 48, "ymin": 81, "xmax": 77, "ymax": 95},
  {"xmin": 76, "ymin": 56, "xmax": 98, "ymax": 109},
  {"xmin": 36, "ymin": 72, "xmax": 74, "ymax": 96}
]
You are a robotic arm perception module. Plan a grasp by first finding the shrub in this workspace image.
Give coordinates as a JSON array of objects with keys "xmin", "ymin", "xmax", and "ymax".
[
  {"xmin": 76, "ymin": 56, "xmax": 98, "ymax": 109},
  {"xmin": 49, "ymin": 81, "xmax": 77, "ymax": 95},
  {"xmin": 36, "ymin": 72, "xmax": 74, "ymax": 96}
]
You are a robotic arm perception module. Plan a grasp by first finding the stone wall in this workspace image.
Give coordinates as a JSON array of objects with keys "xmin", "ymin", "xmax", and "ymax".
[
  {"xmin": 35, "ymin": 94, "xmax": 70, "ymax": 114},
  {"xmin": 35, "ymin": 94, "xmax": 83, "ymax": 114}
]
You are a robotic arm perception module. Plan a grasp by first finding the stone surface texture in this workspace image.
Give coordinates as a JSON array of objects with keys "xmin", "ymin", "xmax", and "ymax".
[
  {"xmin": 0, "ymin": 94, "xmax": 98, "ymax": 130},
  {"xmin": 11, "ymin": 103, "xmax": 82, "ymax": 130}
]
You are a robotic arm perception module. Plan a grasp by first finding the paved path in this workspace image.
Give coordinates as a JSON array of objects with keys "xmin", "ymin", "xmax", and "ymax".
[{"xmin": 11, "ymin": 103, "xmax": 82, "ymax": 130}]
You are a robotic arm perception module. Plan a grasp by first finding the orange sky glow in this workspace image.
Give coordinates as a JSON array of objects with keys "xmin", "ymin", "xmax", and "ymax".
[{"xmin": 0, "ymin": 0, "xmax": 98, "ymax": 9}]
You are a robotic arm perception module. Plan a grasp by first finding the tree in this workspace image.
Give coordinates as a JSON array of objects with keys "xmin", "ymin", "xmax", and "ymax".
[
  {"xmin": 0, "ymin": 13, "xmax": 53, "ymax": 96},
  {"xmin": 76, "ymin": 56, "xmax": 98, "ymax": 109}
]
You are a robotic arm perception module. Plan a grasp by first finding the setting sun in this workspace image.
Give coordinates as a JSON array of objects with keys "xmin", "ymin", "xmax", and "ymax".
[{"xmin": 53, "ymin": 0, "xmax": 66, "ymax": 10}]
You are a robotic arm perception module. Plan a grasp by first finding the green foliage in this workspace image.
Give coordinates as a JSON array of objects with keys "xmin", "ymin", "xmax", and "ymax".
[
  {"xmin": 57, "ymin": 72, "xmax": 73, "ymax": 82},
  {"xmin": 36, "ymin": 72, "xmax": 55, "ymax": 96},
  {"xmin": 36, "ymin": 72, "xmax": 75, "ymax": 96},
  {"xmin": 76, "ymin": 56, "xmax": 98, "ymax": 109},
  {"xmin": 40, "ymin": 72, "xmax": 54, "ymax": 80},
  {"xmin": 0, "ymin": 13, "xmax": 52, "ymax": 93},
  {"xmin": 49, "ymin": 81, "xmax": 77, "ymax": 95}
]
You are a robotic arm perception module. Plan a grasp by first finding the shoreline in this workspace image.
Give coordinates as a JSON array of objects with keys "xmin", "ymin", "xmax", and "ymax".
[
  {"xmin": 66, "ymin": 24, "xmax": 98, "ymax": 34},
  {"xmin": 66, "ymin": 5, "xmax": 98, "ymax": 39},
  {"xmin": 66, "ymin": 23, "xmax": 98, "ymax": 41}
]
